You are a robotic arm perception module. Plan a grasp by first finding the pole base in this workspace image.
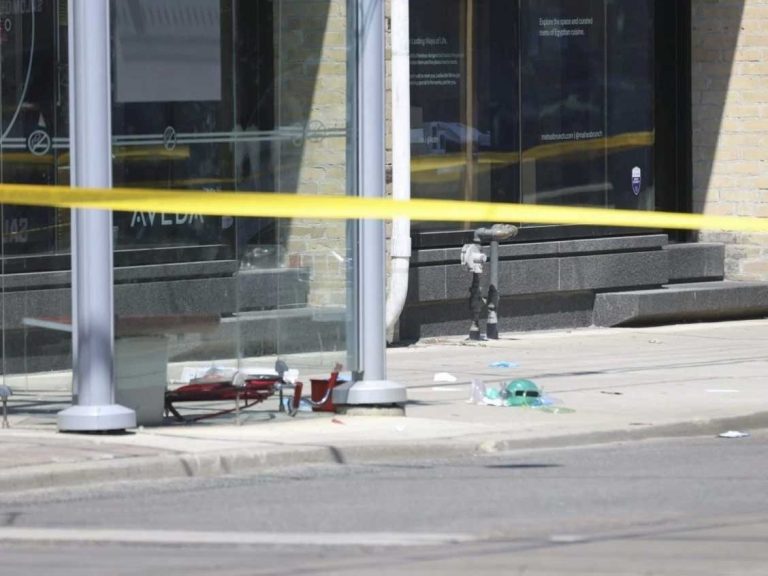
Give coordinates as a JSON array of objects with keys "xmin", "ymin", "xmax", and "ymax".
[
  {"xmin": 58, "ymin": 404, "xmax": 136, "ymax": 432},
  {"xmin": 332, "ymin": 380, "xmax": 407, "ymax": 407}
]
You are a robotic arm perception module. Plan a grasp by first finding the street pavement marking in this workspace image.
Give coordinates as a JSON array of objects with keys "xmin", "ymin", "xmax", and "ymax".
[{"xmin": 0, "ymin": 527, "xmax": 478, "ymax": 547}]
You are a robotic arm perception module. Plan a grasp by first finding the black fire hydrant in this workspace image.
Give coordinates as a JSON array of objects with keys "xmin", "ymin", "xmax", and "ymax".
[{"xmin": 460, "ymin": 224, "xmax": 518, "ymax": 340}]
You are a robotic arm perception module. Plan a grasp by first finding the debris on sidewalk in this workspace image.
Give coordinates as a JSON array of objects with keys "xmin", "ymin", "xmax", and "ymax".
[
  {"xmin": 281, "ymin": 397, "xmax": 313, "ymax": 413},
  {"xmin": 485, "ymin": 379, "xmax": 543, "ymax": 407},
  {"xmin": 176, "ymin": 365, "xmax": 301, "ymax": 387},
  {"xmin": 718, "ymin": 430, "xmax": 750, "ymax": 439},
  {"xmin": 180, "ymin": 365, "xmax": 237, "ymax": 385},
  {"xmin": 600, "ymin": 391, "xmax": 623, "ymax": 396},
  {"xmin": 434, "ymin": 372, "xmax": 458, "ymax": 383},
  {"xmin": 536, "ymin": 406, "xmax": 576, "ymax": 414},
  {"xmin": 467, "ymin": 379, "xmax": 569, "ymax": 411},
  {"xmin": 467, "ymin": 379, "xmax": 487, "ymax": 404},
  {"xmin": 489, "ymin": 361, "xmax": 519, "ymax": 369}
]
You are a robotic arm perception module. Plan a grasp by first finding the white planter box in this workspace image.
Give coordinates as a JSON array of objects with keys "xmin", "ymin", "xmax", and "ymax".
[{"xmin": 115, "ymin": 336, "xmax": 169, "ymax": 426}]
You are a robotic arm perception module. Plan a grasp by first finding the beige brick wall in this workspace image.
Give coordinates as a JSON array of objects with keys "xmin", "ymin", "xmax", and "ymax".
[
  {"xmin": 692, "ymin": 0, "xmax": 768, "ymax": 279},
  {"xmin": 277, "ymin": 0, "xmax": 349, "ymax": 307}
]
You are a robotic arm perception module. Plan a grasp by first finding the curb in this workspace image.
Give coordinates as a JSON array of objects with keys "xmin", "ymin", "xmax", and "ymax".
[
  {"xmin": 2, "ymin": 411, "xmax": 767, "ymax": 495},
  {"xmin": 476, "ymin": 411, "xmax": 768, "ymax": 453}
]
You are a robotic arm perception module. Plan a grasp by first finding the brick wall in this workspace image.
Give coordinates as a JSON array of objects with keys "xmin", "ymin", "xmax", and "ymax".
[
  {"xmin": 692, "ymin": 0, "xmax": 768, "ymax": 279},
  {"xmin": 277, "ymin": 0, "xmax": 349, "ymax": 307}
]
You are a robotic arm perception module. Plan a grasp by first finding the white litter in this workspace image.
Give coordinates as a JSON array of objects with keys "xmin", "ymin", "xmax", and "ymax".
[
  {"xmin": 718, "ymin": 430, "xmax": 750, "ymax": 439},
  {"xmin": 549, "ymin": 534, "xmax": 590, "ymax": 544},
  {"xmin": 466, "ymin": 379, "xmax": 486, "ymax": 404},
  {"xmin": 433, "ymin": 372, "xmax": 458, "ymax": 383},
  {"xmin": 179, "ymin": 365, "xmax": 237, "ymax": 384}
]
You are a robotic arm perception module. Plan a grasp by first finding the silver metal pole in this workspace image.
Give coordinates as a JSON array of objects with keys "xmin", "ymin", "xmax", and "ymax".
[
  {"xmin": 334, "ymin": 0, "xmax": 406, "ymax": 407},
  {"xmin": 359, "ymin": 0, "xmax": 386, "ymax": 381},
  {"xmin": 58, "ymin": 0, "xmax": 135, "ymax": 431}
]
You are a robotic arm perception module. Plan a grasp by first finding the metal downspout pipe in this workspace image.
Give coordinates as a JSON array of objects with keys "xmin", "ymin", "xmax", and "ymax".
[{"xmin": 385, "ymin": 0, "xmax": 412, "ymax": 343}]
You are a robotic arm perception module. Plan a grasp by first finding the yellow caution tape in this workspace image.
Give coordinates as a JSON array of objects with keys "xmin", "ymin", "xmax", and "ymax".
[{"xmin": 0, "ymin": 182, "xmax": 766, "ymax": 233}]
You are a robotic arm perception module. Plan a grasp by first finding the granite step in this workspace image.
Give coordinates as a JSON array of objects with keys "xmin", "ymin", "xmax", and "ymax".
[
  {"xmin": 663, "ymin": 243, "xmax": 725, "ymax": 283},
  {"xmin": 594, "ymin": 281, "xmax": 768, "ymax": 327}
]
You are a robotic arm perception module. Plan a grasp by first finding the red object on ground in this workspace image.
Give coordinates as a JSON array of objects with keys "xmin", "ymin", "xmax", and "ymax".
[
  {"xmin": 167, "ymin": 378, "xmax": 277, "ymax": 403},
  {"xmin": 292, "ymin": 382, "xmax": 304, "ymax": 412},
  {"xmin": 310, "ymin": 369, "xmax": 341, "ymax": 412},
  {"xmin": 164, "ymin": 363, "xmax": 343, "ymax": 421},
  {"xmin": 164, "ymin": 377, "xmax": 278, "ymax": 421}
]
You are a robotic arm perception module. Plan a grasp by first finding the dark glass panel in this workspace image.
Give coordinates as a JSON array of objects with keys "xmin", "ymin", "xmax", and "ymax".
[
  {"xmin": 520, "ymin": 0, "xmax": 607, "ymax": 208},
  {"xmin": 606, "ymin": 0, "xmax": 655, "ymax": 210},
  {"xmin": 409, "ymin": 0, "xmax": 466, "ymax": 209}
]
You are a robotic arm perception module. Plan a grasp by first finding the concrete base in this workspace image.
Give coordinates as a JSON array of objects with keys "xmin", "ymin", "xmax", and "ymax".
[
  {"xmin": 332, "ymin": 380, "xmax": 407, "ymax": 407},
  {"xmin": 58, "ymin": 404, "xmax": 136, "ymax": 432},
  {"xmin": 335, "ymin": 405, "xmax": 406, "ymax": 417}
]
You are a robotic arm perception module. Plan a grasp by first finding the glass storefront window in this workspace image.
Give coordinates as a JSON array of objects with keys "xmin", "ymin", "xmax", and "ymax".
[
  {"xmin": 1, "ymin": 0, "xmax": 356, "ymax": 417},
  {"xmin": 410, "ymin": 0, "xmax": 657, "ymax": 233},
  {"xmin": 2, "ymin": 0, "xmax": 70, "ymax": 263},
  {"xmin": 110, "ymin": 0, "xmax": 355, "ymax": 389},
  {"xmin": 1, "ymin": 0, "xmax": 71, "ymax": 400}
]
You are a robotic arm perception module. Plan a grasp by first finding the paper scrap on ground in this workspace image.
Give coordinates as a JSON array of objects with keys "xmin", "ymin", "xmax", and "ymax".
[
  {"xmin": 434, "ymin": 372, "xmax": 458, "ymax": 383},
  {"xmin": 489, "ymin": 361, "xmax": 519, "ymax": 369},
  {"xmin": 718, "ymin": 430, "xmax": 750, "ymax": 439}
]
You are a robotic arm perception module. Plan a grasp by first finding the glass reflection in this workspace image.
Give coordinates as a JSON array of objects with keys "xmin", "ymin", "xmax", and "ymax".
[
  {"xmin": 409, "ymin": 0, "xmax": 466, "ymax": 210},
  {"xmin": 521, "ymin": 0, "xmax": 607, "ymax": 208},
  {"xmin": 1, "ymin": 0, "xmax": 71, "ymax": 401},
  {"xmin": 606, "ymin": 0, "xmax": 655, "ymax": 211},
  {"xmin": 410, "ymin": 0, "xmax": 656, "ymax": 231},
  {"xmin": 110, "ymin": 0, "xmax": 351, "ymax": 399},
  {"xmin": 0, "ymin": 0, "xmax": 353, "ymax": 422}
]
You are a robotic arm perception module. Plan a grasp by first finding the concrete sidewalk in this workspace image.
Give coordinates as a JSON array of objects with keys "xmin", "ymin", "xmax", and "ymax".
[{"xmin": 2, "ymin": 319, "xmax": 767, "ymax": 493}]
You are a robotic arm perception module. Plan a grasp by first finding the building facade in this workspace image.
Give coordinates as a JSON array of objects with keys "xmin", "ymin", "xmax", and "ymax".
[
  {"xmin": 0, "ymin": 0, "xmax": 355, "ymax": 388},
  {"xmin": 1, "ymin": 0, "xmax": 767, "ymax": 391},
  {"xmin": 394, "ymin": 0, "xmax": 768, "ymax": 340},
  {"xmin": 692, "ymin": 0, "xmax": 768, "ymax": 279}
]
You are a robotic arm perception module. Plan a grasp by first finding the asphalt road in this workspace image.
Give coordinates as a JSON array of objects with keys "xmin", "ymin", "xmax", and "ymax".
[{"xmin": 2, "ymin": 432, "xmax": 768, "ymax": 575}]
